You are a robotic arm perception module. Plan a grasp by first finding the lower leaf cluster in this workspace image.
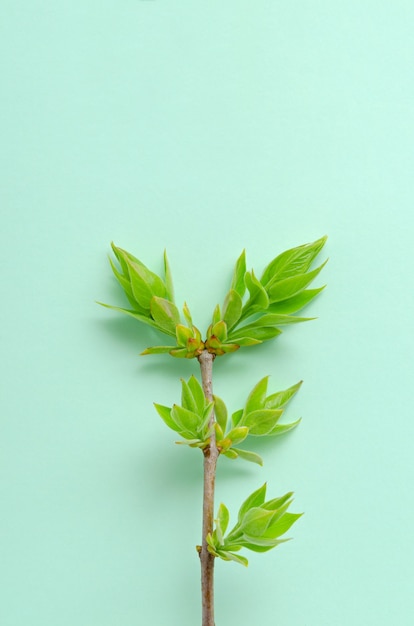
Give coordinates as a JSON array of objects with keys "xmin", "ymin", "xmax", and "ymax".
[{"xmin": 206, "ymin": 484, "xmax": 302, "ymax": 566}]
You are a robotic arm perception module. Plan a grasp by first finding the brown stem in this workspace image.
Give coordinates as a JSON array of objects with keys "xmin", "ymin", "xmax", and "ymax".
[{"xmin": 198, "ymin": 350, "xmax": 218, "ymax": 626}]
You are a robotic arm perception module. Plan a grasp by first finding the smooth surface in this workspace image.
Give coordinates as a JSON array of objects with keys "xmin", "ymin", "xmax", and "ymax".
[{"xmin": 1, "ymin": 2, "xmax": 413, "ymax": 624}]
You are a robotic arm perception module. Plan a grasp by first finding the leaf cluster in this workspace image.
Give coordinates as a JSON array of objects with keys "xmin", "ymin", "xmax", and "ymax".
[
  {"xmin": 154, "ymin": 376, "xmax": 214, "ymax": 448},
  {"xmin": 206, "ymin": 484, "xmax": 302, "ymax": 566},
  {"xmin": 154, "ymin": 375, "xmax": 301, "ymax": 465},
  {"xmin": 98, "ymin": 237, "xmax": 327, "ymax": 358}
]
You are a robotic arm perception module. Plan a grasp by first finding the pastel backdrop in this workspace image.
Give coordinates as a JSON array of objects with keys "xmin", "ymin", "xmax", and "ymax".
[{"xmin": 1, "ymin": 2, "xmax": 413, "ymax": 625}]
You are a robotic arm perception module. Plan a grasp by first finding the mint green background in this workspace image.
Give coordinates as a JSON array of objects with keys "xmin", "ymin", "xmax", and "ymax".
[{"xmin": 1, "ymin": 2, "xmax": 413, "ymax": 625}]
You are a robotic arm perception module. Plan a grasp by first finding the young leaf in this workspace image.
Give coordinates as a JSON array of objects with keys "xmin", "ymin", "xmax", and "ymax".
[
  {"xmin": 150, "ymin": 297, "xmax": 180, "ymax": 336},
  {"xmin": 265, "ymin": 381, "xmax": 302, "ymax": 410},
  {"xmin": 212, "ymin": 304, "xmax": 221, "ymax": 325},
  {"xmin": 240, "ymin": 507, "xmax": 274, "ymax": 536},
  {"xmin": 230, "ymin": 249, "xmax": 247, "ymax": 298},
  {"xmin": 97, "ymin": 302, "xmax": 167, "ymax": 334},
  {"xmin": 153, "ymin": 403, "xmax": 180, "ymax": 432},
  {"xmin": 230, "ymin": 336, "xmax": 262, "ymax": 346},
  {"xmin": 109, "ymin": 257, "xmax": 141, "ymax": 308},
  {"xmin": 176, "ymin": 324, "xmax": 193, "ymax": 347},
  {"xmin": 216, "ymin": 503, "xmax": 230, "ymax": 539},
  {"xmin": 237, "ymin": 484, "xmax": 267, "ymax": 524},
  {"xmin": 229, "ymin": 326, "xmax": 282, "ymax": 342},
  {"xmin": 241, "ymin": 409, "xmax": 283, "ymax": 435},
  {"xmin": 188, "ymin": 376, "xmax": 205, "ymax": 415},
  {"xmin": 243, "ymin": 377, "xmax": 269, "ymax": 416},
  {"xmin": 200, "ymin": 402, "xmax": 215, "ymax": 433},
  {"xmin": 225, "ymin": 426, "xmax": 249, "ymax": 446},
  {"xmin": 267, "ymin": 260, "xmax": 328, "ymax": 303},
  {"xmin": 246, "ymin": 313, "xmax": 314, "ymax": 326},
  {"xmin": 141, "ymin": 346, "xmax": 176, "ymax": 355},
  {"xmin": 231, "ymin": 409, "xmax": 244, "ymax": 428},
  {"xmin": 163, "ymin": 250, "xmax": 174, "ymax": 302},
  {"xmin": 243, "ymin": 270, "xmax": 269, "ymax": 314},
  {"xmin": 261, "ymin": 236, "xmax": 327, "ymax": 288},
  {"xmin": 171, "ymin": 405, "xmax": 200, "ymax": 436},
  {"xmin": 181, "ymin": 378, "xmax": 198, "ymax": 414},
  {"xmin": 266, "ymin": 287, "xmax": 325, "ymax": 315},
  {"xmin": 218, "ymin": 551, "xmax": 248, "ymax": 567},
  {"xmin": 267, "ymin": 419, "xmax": 301, "ymax": 436},
  {"xmin": 262, "ymin": 512, "xmax": 303, "ymax": 539},
  {"xmin": 232, "ymin": 448, "xmax": 263, "ymax": 466},
  {"xmin": 261, "ymin": 492, "xmax": 294, "ymax": 512},
  {"xmin": 182, "ymin": 302, "xmax": 193, "ymax": 327},
  {"xmin": 222, "ymin": 290, "xmax": 243, "ymax": 330},
  {"xmin": 213, "ymin": 395, "xmax": 228, "ymax": 434},
  {"xmin": 222, "ymin": 449, "xmax": 238, "ymax": 459},
  {"xmin": 211, "ymin": 320, "xmax": 228, "ymax": 342}
]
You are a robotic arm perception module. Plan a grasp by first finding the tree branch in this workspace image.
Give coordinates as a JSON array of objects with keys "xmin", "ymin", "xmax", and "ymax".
[{"xmin": 198, "ymin": 350, "xmax": 218, "ymax": 626}]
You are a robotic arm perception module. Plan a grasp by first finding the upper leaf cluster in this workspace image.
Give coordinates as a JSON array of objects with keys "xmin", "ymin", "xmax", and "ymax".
[{"xmin": 98, "ymin": 237, "xmax": 327, "ymax": 358}]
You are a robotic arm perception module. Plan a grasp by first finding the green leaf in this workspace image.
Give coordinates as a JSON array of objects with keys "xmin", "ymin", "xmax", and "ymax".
[
  {"xmin": 181, "ymin": 378, "xmax": 198, "ymax": 414},
  {"xmin": 240, "ymin": 507, "xmax": 274, "ymax": 536},
  {"xmin": 230, "ymin": 249, "xmax": 247, "ymax": 298},
  {"xmin": 231, "ymin": 409, "xmax": 244, "ymax": 428},
  {"xmin": 267, "ymin": 419, "xmax": 301, "ymax": 436},
  {"xmin": 230, "ymin": 336, "xmax": 262, "ymax": 346},
  {"xmin": 265, "ymin": 381, "xmax": 302, "ymax": 410},
  {"xmin": 111, "ymin": 242, "xmax": 128, "ymax": 275},
  {"xmin": 229, "ymin": 326, "xmax": 282, "ymax": 342},
  {"xmin": 261, "ymin": 236, "xmax": 327, "ymax": 287},
  {"xmin": 241, "ymin": 409, "xmax": 283, "ymax": 435},
  {"xmin": 241, "ymin": 535, "xmax": 291, "ymax": 548},
  {"xmin": 141, "ymin": 346, "xmax": 176, "ymax": 355},
  {"xmin": 153, "ymin": 403, "xmax": 180, "ymax": 432},
  {"xmin": 122, "ymin": 254, "xmax": 166, "ymax": 309},
  {"xmin": 211, "ymin": 320, "xmax": 227, "ymax": 342},
  {"xmin": 232, "ymin": 448, "xmax": 263, "ymax": 466},
  {"xmin": 263, "ymin": 512, "xmax": 303, "ymax": 539},
  {"xmin": 246, "ymin": 313, "xmax": 314, "ymax": 326},
  {"xmin": 222, "ymin": 449, "xmax": 238, "ymax": 459},
  {"xmin": 222, "ymin": 290, "xmax": 243, "ymax": 330},
  {"xmin": 267, "ymin": 260, "xmax": 328, "ymax": 303},
  {"xmin": 218, "ymin": 551, "xmax": 249, "ymax": 567},
  {"xmin": 176, "ymin": 324, "xmax": 193, "ymax": 347},
  {"xmin": 111, "ymin": 244, "xmax": 145, "ymax": 272},
  {"xmin": 163, "ymin": 250, "xmax": 174, "ymax": 302},
  {"xmin": 188, "ymin": 376, "xmax": 205, "ymax": 415},
  {"xmin": 235, "ymin": 541, "xmax": 279, "ymax": 553},
  {"xmin": 109, "ymin": 257, "xmax": 140, "ymax": 308},
  {"xmin": 225, "ymin": 426, "xmax": 249, "ymax": 446},
  {"xmin": 206, "ymin": 533, "xmax": 219, "ymax": 555},
  {"xmin": 243, "ymin": 377, "xmax": 269, "ymax": 416},
  {"xmin": 97, "ymin": 302, "xmax": 167, "ymax": 334},
  {"xmin": 216, "ymin": 503, "xmax": 230, "ymax": 539},
  {"xmin": 183, "ymin": 302, "xmax": 193, "ymax": 327},
  {"xmin": 171, "ymin": 405, "xmax": 200, "ymax": 436},
  {"xmin": 169, "ymin": 347, "xmax": 190, "ymax": 358},
  {"xmin": 237, "ymin": 484, "xmax": 267, "ymax": 524},
  {"xmin": 213, "ymin": 395, "xmax": 228, "ymax": 434},
  {"xmin": 243, "ymin": 270, "xmax": 269, "ymax": 314},
  {"xmin": 266, "ymin": 287, "xmax": 325, "ymax": 314},
  {"xmin": 212, "ymin": 304, "xmax": 221, "ymax": 325},
  {"xmin": 261, "ymin": 492, "xmax": 294, "ymax": 512},
  {"xmin": 150, "ymin": 297, "xmax": 180, "ymax": 336},
  {"xmin": 201, "ymin": 402, "xmax": 215, "ymax": 433}
]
